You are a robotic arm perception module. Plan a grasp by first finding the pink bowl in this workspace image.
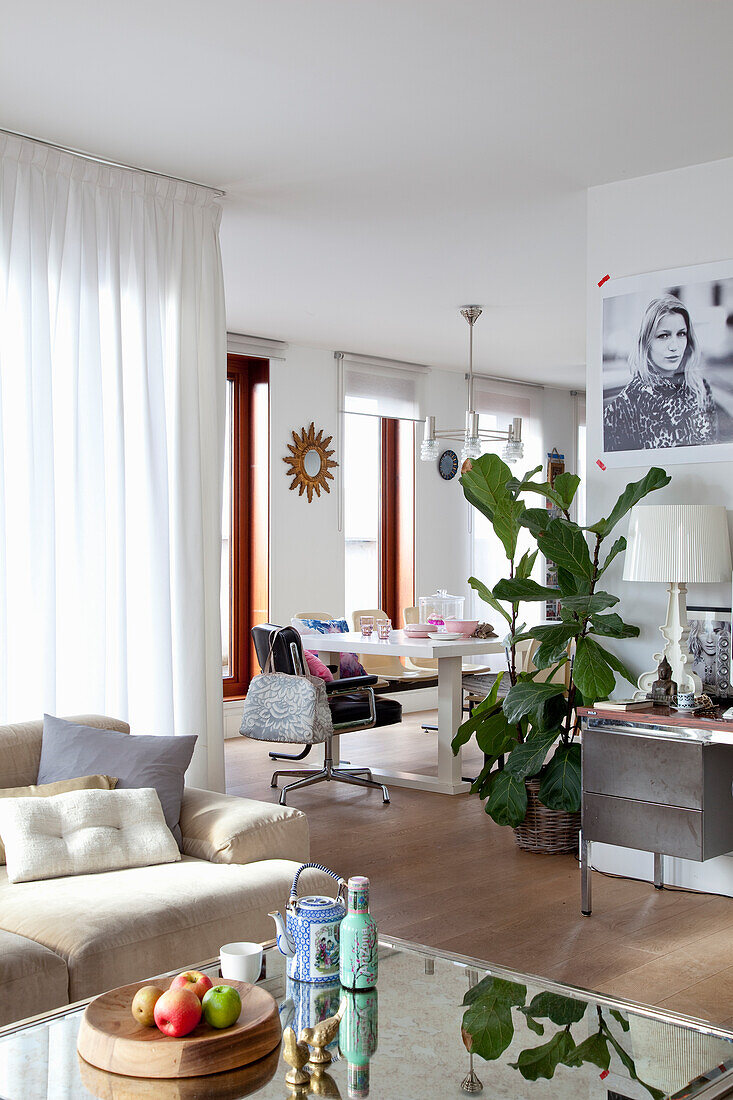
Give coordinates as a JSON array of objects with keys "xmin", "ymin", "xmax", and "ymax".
[
  {"xmin": 444, "ymin": 619, "xmax": 479, "ymax": 634},
  {"xmin": 405, "ymin": 623, "xmax": 432, "ymax": 638}
]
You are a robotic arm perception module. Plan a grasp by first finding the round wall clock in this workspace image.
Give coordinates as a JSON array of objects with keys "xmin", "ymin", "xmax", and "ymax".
[{"xmin": 438, "ymin": 449, "xmax": 459, "ymax": 480}]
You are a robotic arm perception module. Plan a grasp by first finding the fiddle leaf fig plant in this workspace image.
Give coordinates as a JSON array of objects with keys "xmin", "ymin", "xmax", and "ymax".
[
  {"xmin": 452, "ymin": 454, "xmax": 671, "ymax": 828},
  {"xmin": 460, "ymin": 978, "xmax": 664, "ymax": 1099}
]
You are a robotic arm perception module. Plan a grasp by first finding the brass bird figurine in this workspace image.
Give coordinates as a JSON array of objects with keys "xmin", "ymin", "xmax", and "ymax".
[
  {"xmin": 283, "ymin": 1025, "xmax": 311, "ymax": 1086},
  {"xmin": 308, "ymin": 1064, "xmax": 342, "ymax": 1098},
  {"xmin": 299, "ymin": 999, "xmax": 346, "ymax": 1066}
]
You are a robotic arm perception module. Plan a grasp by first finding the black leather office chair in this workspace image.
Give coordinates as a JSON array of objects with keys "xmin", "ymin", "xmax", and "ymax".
[{"xmin": 249, "ymin": 624, "xmax": 401, "ymax": 805}]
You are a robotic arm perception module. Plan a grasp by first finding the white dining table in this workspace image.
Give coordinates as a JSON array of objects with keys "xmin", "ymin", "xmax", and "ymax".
[{"xmin": 312, "ymin": 629, "xmax": 505, "ymax": 795}]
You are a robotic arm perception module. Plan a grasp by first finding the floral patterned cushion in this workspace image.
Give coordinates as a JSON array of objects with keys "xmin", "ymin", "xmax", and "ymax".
[{"xmin": 297, "ymin": 619, "xmax": 367, "ymax": 678}]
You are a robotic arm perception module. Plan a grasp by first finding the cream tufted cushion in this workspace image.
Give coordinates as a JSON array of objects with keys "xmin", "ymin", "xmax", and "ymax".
[
  {"xmin": 0, "ymin": 787, "xmax": 180, "ymax": 884},
  {"xmin": 0, "ymin": 774, "xmax": 118, "ymax": 864}
]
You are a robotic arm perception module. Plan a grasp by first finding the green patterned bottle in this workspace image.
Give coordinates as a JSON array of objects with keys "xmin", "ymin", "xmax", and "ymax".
[
  {"xmin": 339, "ymin": 876, "xmax": 378, "ymax": 990},
  {"xmin": 339, "ymin": 988, "xmax": 378, "ymax": 1099}
]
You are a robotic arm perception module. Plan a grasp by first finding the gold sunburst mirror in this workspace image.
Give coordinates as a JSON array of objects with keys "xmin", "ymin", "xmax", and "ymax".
[{"xmin": 283, "ymin": 422, "xmax": 339, "ymax": 502}]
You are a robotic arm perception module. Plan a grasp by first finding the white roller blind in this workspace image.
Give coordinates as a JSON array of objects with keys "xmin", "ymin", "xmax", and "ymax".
[{"xmin": 338, "ymin": 353, "xmax": 428, "ymax": 420}]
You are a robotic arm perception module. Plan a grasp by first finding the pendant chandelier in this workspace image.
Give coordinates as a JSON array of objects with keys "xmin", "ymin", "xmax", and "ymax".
[{"xmin": 420, "ymin": 306, "xmax": 524, "ymax": 465}]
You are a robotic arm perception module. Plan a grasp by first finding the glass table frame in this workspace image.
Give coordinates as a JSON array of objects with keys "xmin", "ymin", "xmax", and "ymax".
[{"xmin": 1, "ymin": 935, "xmax": 732, "ymax": 1099}]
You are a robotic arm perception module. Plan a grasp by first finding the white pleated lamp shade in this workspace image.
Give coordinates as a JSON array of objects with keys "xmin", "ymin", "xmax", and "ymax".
[{"xmin": 623, "ymin": 504, "xmax": 731, "ymax": 583}]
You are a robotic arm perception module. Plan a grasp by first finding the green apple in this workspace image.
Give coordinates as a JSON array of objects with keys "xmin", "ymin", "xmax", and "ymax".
[{"xmin": 202, "ymin": 985, "xmax": 242, "ymax": 1029}]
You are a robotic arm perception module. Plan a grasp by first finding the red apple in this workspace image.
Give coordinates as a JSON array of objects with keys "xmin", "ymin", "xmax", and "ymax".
[
  {"xmin": 154, "ymin": 988, "xmax": 202, "ymax": 1037},
  {"xmin": 169, "ymin": 970, "xmax": 213, "ymax": 1002}
]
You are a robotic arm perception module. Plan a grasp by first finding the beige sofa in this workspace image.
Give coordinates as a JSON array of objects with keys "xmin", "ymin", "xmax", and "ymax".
[{"xmin": 0, "ymin": 715, "xmax": 328, "ymax": 1027}]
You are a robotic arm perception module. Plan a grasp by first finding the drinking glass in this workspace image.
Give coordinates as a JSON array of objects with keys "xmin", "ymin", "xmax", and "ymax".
[
  {"xmin": 360, "ymin": 616, "xmax": 374, "ymax": 638},
  {"xmin": 377, "ymin": 617, "xmax": 392, "ymax": 640}
]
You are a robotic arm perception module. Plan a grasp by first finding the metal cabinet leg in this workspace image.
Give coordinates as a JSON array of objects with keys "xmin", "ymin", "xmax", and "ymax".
[
  {"xmin": 654, "ymin": 852, "xmax": 664, "ymax": 890},
  {"xmin": 581, "ymin": 836, "xmax": 592, "ymax": 916}
]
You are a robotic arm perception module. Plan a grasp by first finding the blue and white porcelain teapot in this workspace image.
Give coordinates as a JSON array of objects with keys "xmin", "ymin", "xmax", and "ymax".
[{"xmin": 269, "ymin": 863, "xmax": 347, "ymax": 983}]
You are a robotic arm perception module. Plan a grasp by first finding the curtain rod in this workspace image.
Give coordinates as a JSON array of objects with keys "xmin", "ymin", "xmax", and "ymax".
[
  {"xmin": 0, "ymin": 126, "xmax": 226, "ymax": 197},
  {"xmin": 468, "ymin": 371, "xmax": 544, "ymax": 391}
]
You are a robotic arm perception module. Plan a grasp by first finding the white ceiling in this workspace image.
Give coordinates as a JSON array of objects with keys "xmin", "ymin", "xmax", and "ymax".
[{"xmin": 2, "ymin": 1, "xmax": 733, "ymax": 387}]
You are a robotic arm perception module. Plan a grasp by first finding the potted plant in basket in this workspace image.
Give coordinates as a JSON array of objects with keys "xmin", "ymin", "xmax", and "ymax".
[{"xmin": 451, "ymin": 454, "xmax": 671, "ymax": 852}]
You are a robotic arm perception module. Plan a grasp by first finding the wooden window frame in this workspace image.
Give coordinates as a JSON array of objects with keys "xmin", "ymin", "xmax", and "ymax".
[
  {"xmin": 224, "ymin": 354, "xmax": 269, "ymax": 698},
  {"xmin": 380, "ymin": 418, "xmax": 415, "ymax": 627}
]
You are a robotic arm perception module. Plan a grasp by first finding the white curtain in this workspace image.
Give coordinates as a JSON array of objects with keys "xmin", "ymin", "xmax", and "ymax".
[{"xmin": 0, "ymin": 133, "xmax": 227, "ymax": 791}]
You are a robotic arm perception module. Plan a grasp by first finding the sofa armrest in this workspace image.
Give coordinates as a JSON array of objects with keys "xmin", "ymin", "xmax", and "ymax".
[{"xmin": 179, "ymin": 787, "xmax": 310, "ymax": 866}]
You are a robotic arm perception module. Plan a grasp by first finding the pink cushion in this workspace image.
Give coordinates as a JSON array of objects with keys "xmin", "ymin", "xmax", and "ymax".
[{"xmin": 304, "ymin": 650, "xmax": 334, "ymax": 682}]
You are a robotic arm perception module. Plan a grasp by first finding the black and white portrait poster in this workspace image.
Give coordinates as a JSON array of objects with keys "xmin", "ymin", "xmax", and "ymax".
[{"xmin": 599, "ymin": 259, "xmax": 733, "ymax": 466}]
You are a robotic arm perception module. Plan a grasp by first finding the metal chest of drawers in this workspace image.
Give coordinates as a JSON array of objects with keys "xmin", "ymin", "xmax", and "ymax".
[{"xmin": 580, "ymin": 710, "xmax": 733, "ymax": 915}]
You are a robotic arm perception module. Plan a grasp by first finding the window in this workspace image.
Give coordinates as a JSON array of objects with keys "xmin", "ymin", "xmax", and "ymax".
[
  {"xmin": 343, "ymin": 413, "xmax": 415, "ymax": 626},
  {"xmin": 471, "ymin": 383, "xmax": 543, "ymax": 627},
  {"xmin": 575, "ymin": 392, "xmax": 587, "ymax": 527},
  {"xmin": 222, "ymin": 355, "xmax": 269, "ymax": 697}
]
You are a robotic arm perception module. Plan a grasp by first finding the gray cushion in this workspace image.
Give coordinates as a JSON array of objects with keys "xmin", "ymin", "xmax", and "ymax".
[{"xmin": 38, "ymin": 715, "xmax": 196, "ymax": 847}]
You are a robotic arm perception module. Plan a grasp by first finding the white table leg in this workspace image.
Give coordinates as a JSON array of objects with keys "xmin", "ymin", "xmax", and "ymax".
[
  {"xmin": 317, "ymin": 644, "xmax": 470, "ymax": 795},
  {"xmin": 437, "ymin": 654, "xmax": 469, "ymax": 794}
]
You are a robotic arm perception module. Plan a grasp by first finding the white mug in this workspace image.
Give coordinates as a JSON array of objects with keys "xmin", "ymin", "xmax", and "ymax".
[
  {"xmin": 220, "ymin": 941, "xmax": 263, "ymax": 984},
  {"xmin": 676, "ymin": 691, "xmax": 696, "ymax": 709}
]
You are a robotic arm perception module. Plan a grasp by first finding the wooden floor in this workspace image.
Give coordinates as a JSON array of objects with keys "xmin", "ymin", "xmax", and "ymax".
[{"xmin": 225, "ymin": 711, "xmax": 733, "ymax": 1027}]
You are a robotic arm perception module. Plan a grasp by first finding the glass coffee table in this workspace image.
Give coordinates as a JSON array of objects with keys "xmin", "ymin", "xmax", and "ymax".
[{"xmin": 1, "ymin": 935, "xmax": 732, "ymax": 1099}]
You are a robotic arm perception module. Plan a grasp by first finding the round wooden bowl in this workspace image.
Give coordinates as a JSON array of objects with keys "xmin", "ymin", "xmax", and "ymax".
[
  {"xmin": 77, "ymin": 1043, "xmax": 281, "ymax": 1098},
  {"xmin": 77, "ymin": 978, "xmax": 281, "ymax": 1079}
]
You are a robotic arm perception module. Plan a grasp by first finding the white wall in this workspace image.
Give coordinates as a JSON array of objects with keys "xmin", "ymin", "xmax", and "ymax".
[
  {"xmin": 586, "ymin": 155, "xmax": 733, "ymax": 896},
  {"xmin": 269, "ymin": 345, "xmax": 344, "ymax": 625},
  {"xmin": 586, "ymin": 157, "xmax": 733, "ymax": 681}
]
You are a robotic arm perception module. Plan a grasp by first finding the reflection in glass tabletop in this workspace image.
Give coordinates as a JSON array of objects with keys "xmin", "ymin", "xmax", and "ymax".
[{"xmin": 1, "ymin": 935, "xmax": 732, "ymax": 1099}]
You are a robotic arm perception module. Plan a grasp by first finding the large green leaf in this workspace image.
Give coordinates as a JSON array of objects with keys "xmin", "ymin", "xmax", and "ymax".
[
  {"xmin": 526, "ymin": 991, "xmax": 587, "ymax": 1026},
  {"xmin": 451, "ymin": 679, "xmax": 504, "ymax": 752},
  {"xmin": 557, "ymin": 567, "xmax": 589, "ymax": 597},
  {"xmin": 589, "ymin": 613, "xmax": 639, "ymax": 639},
  {"xmin": 516, "ymin": 548, "xmax": 539, "ymax": 580},
  {"xmin": 461, "ymin": 998, "xmax": 514, "ymax": 1062},
  {"xmin": 573, "ymin": 636, "xmax": 616, "ymax": 701},
  {"xmin": 493, "ymin": 497, "xmax": 526, "ymax": 560},
  {"xmin": 519, "ymin": 1008, "xmax": 545, "ymax": 1035},
  {"xmin": 588, "ymin": 467, "xmax": 671, "ymax": 537},
  {"xmin": 536, "ymin": 520, "xmax": 594, "ymax": 580},
  {"xmin": 598, "ymin": 535, "xmax": 627, "ymax": 577},
  {"xmin": 503, "ymin": 680, "xmax": 566, "ymax": 724},
  {"xmin": 470, "ymin": 760, "xmax": 495, "ymax": 797},
  {"xmin": 494, "ymin": 578, "xmax": 560, "ymax": 603},
  {"xmin": 510, "ymin": 1031, "xmax": 576, "ymax": 1081},
  {"xmin": 564, "ymin": 1032, "xmax": 610, "ymax": 1071},
  {"xmin": 505, "ymin": 729, "xmax": 560, "ymax": 780},
  {"xmin": 596, "ymin": 642, "xmax": 637, "ymax": 687},
  {"xmin": 552, "ymin": 472, "xmax": 581, "ymax": 510},
  {"xmin": 485, "ymin": 769, "xmax": 529, "ymax": 827},
  {"xmin": 535, "ymin": 684, "xmax": 569, "ymax": 731},
  {"xmin": 538, "ymin": 743, "xmax": 581, "ymax": 812},
  {"xmin": 475, "ymin": 711, "xmax": 518, "ymax": 758},
  {"xmin": 610, "ymin": 1009, "xmax": 630, "ymax": 1032},
  {"xmin": 469, "ymin": 576, "xmax": 512, "ymax": 624},
  {"xmin": 520, "ymin": 508, "xmax": 553, "ymax": 538},
  {"xmin": 463, "ymin": 974, "xmax": 527, "ymax": 1009},
  {"xmin": 507, "ymin": 467, "xmax": 544, "ymax": 496},
  {"xmin": 463, "ymin": 478, "xmax": 496, "ymax": 523},
  {"xmin": 461, "ymin": 976, "xmax": 526, "ymax": 1061},
  {"xmin": 460, "ymin": 453, "xmax": 513, "ymax": 517},
  {"xmin": 560, "ymin": 591, "xmax": 618, "ymax": 615},
  {"xmin": 518, "ymin": 479, "xmax": 568, "ymax": 513},
  {"xmin": 527, "ymin": 623, "xmax": 576, "ymax": 668}
]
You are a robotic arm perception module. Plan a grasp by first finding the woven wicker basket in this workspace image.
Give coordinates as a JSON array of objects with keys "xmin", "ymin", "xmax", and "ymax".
[{"xmin": 513, "ymin": 778, "xmax": 580, "ymax": 854}]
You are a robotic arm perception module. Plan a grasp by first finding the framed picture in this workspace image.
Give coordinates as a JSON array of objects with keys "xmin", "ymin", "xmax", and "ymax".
[
  {"xmin": 687, "ymin": 606, "xmax": 732, "ymax": 698},
  {"xmin": 597, "ymin": 258, "xmax": 733, "ymax": 467}
]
